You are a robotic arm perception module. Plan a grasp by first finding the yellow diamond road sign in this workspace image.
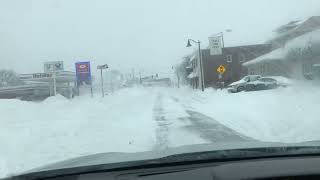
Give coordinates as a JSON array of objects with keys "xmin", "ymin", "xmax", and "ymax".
[{"xmin": 217, "ymin": 65, "xmax": 226, "ymax": 74}]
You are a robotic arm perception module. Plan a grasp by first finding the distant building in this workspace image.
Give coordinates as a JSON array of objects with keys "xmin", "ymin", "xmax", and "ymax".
[
  {"xmin": 243, "ymin": 16, "xmax": 320, "ymax": 80},
  {"xmin": 187, "ymin": 44, "xmax": 271, "ymax": 89}
]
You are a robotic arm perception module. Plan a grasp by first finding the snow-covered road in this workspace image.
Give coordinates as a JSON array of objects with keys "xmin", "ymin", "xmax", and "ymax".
[{"xmin": 1, "ymin": 85, "xmax": 320, "ymax": 178}]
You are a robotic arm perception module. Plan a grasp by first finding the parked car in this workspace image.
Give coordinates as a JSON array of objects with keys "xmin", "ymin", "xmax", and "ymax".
[
  {"xmin": 266, "ymin": 76, "xmax": 293, "ymax": 87},
  {"xmin": 245, "ymin": 77, "xmax": 278, "ymax": 91},
  {"xmin": 227, "ymin": 75, "xmax": 261, "ymax": 93},
  {"xmin": 245, "ymin": 76, "xmax": 292, "ymax": 91}
]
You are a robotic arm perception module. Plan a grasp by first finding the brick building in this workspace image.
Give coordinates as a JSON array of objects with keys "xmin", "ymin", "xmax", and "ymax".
[{"xmin": 187, "ymin": 44, "xmax": 271, "ymax": 89}]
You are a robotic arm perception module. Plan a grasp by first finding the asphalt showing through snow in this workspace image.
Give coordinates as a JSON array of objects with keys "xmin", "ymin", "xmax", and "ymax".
[
  {"xmin": 153, "ymin": 92, "xmax": 253, "ymax": 150},
  {"xmin": 181, "ymin": 110, "xmax": 253, "ymax": 142},
  {"xmin": 153, "ymin": 94, "xmax": 170, "ymax": 150}
]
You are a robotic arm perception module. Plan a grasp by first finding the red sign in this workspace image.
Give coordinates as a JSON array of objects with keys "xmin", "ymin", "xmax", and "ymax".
[{"xmin": 76, "ymin": 63, "xmax": 90, "ymax": 73}]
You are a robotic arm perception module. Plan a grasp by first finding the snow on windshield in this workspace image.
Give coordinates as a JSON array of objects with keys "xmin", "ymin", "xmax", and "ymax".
[{"xmin": 1, "ymin": 0, "xmax": 320, "ymax": 178}]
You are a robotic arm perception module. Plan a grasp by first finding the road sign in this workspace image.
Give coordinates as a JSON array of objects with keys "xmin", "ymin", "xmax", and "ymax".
[
  {"xmin": 44, "ymin": 61, "xmax": 64, "ymax": 73},
  {"xmin": 217, "ymin": 65, "xmax": 226, "ymax": 74},
  {"xmin": 209, "ymin": 36, "xmax": 223, "ymax": 55},
  {"xmin": 75, "ymin": 62, "xmax": 92, "ymax": 85}
]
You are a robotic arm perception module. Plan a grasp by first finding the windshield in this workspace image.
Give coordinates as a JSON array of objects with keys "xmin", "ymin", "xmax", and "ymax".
[{"xmin": 1, "ymin": 0, "xmax": 320, "ymax": 178}]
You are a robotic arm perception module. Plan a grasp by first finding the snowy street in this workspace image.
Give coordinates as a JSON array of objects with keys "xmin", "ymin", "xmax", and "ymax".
[{"xmin": 1, "ymin": 86, "xmax": 320, "ymax": 177}]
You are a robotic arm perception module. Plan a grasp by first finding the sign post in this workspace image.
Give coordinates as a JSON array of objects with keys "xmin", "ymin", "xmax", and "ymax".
[
  {"xmin": 44, "ymin": 61, "xmax": 64, "ymax": 96},
  {"xmin": 97, "ymin": 64, "xmax": 108, "ymax": 97},
  {"xmin": 75, "ymin": 62, "xmax": 93, "ymax": 97},
  {"xmin": 53, "ymin": 73, "xmax": 57, "ymax": 96}
]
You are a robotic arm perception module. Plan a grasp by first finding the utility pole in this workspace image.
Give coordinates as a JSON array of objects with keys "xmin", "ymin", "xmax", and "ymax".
[
  {"xmin": 100, "ymin": 68, "xmax": 104, "ymax": 97},
  {"xmin": 52, "ymin": 72, "xmax": 57, "ymax": 96},
  {"xmin": 132, "ymin": 69, "xmax": 135, "ymax": 80}
]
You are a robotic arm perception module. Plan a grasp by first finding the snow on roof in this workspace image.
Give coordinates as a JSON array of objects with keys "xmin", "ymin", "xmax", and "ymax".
[
  {"xmin": 187, "ymin": 72, "xmax": 198, "ymax": 79},
  {"xmin": 243, "ymin": 48, "xmax": 285, "ymax": 66},
  {"xmin": 244, "ymin": 29, "xmax": 320, "ymax": 66},
  {"xmin": 270, "ymin": 16, "xmax": 320, "ymax": 42}
]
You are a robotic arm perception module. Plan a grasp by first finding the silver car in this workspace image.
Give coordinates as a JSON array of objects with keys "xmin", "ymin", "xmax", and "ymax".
[{"xmin": 227, "ymin": 75, "xmax": 261, "ymax": 93}]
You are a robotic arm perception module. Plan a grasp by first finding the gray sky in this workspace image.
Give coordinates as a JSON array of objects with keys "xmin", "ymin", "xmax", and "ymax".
[{"xmin": 0, "ymin": 0, "xmax": 319, "ymax": 74}]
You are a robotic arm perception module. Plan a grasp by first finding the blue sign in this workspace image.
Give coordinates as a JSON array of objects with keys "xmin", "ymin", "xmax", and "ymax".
[{"xmin": 75, "ymin": 62, "xmax": 92, "ymax": 85}]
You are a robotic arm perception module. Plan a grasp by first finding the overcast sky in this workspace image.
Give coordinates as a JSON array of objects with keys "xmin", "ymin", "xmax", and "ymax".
[{"xmin": 0, "ymin": 0, "xmax": 319, "ymax": 75}]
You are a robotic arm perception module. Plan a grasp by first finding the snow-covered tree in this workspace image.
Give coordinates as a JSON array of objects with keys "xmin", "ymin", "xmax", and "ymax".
[
  {"xmin": 174, "ymin": 57, "xmax": 191, "ymax": 85},
  {"xmin": 0, "ymin": 70, "xmax": 24, "ymax": 87}
]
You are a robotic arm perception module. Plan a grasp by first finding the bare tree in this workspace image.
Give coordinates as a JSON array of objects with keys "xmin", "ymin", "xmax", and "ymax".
[{"xmin": 0, "ymin": 70, "xmax": 24, "ymax": 87}]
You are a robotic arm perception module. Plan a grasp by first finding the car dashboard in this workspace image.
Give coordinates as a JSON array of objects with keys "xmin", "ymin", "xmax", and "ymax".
[{"xmin": 22, "ymin": 156, "xmax": 320, "ymax": 180}]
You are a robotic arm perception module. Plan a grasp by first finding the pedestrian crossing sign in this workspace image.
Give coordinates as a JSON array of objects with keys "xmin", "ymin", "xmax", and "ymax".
[{"xmin": 217, "ymin": 65, "xmax": 226, "ymax": 74}]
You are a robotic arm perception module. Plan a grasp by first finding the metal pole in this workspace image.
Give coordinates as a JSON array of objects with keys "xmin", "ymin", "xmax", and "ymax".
[
  {"xmin": 100, "ymin": 69, "xmax": 104, "ymax": 97},
  {"xmin": 177, "ymin": 74, "xmax": 180, "ymax": 88},
  {"xmin": 53, "ymin": 72, "xmax": 57, "ymax": 96},
  {"xmin": 90, "ymin": 76, "xmax": 93, "ymax": 98},
  {"xmin": 198, "ymin": 42, "xmax": 205, "ymax": 91},
  {"xmin": 221, "ymin": 32, "xmax": 225, "ymax": 48}
]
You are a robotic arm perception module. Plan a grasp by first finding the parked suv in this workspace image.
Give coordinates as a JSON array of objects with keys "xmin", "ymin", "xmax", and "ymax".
[{"xmin": 227, "ymin": 75, "xmax": 261, "ymax": 93}]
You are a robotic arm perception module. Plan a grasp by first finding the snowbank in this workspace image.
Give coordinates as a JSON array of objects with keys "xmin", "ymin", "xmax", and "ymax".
[
  {"xmin": 0, "ymin": 87, "xmax": 157, "ymax": 178},
  {"xmin": 1, "ymin": 85, "xmax": 320, "ymax": 178},
  {"xmin": 173, "ymin": 85, "xmax": 320, "ymax": 143}
]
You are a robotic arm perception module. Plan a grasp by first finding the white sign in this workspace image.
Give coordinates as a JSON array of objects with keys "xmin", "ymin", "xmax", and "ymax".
[
  {"xmin": 44, "ymin": 61, "xmax": 64, "ymax": 73},
  {"xmin": 209, "ymin": 36, "xmax": 222, "ymax": 55},
  {"xmin": 19, "ymin": 73, "xmax": 52, "ymax": 80}
]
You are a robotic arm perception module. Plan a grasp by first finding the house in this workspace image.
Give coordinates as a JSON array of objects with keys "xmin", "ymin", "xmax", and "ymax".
[
  {"xmin": 243, "ymin": 16, "xmax": 320, "ymax": 80},
  {"xmin": 187, "ymin": 44, "xmax": 271, "ymax": 89}
]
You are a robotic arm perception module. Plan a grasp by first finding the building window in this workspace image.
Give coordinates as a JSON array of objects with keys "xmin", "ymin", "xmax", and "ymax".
[{"xmin": 226, "ymin": 55, "xmax": 232, "ymax": 63}]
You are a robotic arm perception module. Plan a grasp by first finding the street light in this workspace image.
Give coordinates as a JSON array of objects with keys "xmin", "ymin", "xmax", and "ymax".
[
  {"xmin": 97, "ymin": 64, "xmax": 108, "ymax": 97},
  {"xmin": 186, "ymin": 39, "xmax": 205, "ymax": 91}
]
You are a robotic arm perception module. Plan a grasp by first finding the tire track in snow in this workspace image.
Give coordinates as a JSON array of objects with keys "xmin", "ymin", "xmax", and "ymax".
[
  {"xmin": 171, "ymin": 95, "xmax": 255, "ymax": 143},
  {"xmin": 153, "ymin": 94, "xmax": 170, "ymax": 150},
  {"xmin": 181, "ymin": 110, "xmax": 254, "ymax": 142}
]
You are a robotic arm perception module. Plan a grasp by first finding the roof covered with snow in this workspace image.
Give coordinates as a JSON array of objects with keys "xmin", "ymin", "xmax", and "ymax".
[
  {"xmin": 269, "ymin": 16, "xmax": 320, "ymax": 45},
  {"xmin": 243, "ymin": 29, "xmax": 320, "ymax": 66}
]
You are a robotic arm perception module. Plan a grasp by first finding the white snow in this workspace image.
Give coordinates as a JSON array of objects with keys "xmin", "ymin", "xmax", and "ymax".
[
  {"xmin": 187, "ymin": 72, "xmax": 198, "ymax": 79},
  {"xmin": 1, "ymin": 85, "xmax": 320, "ymax": 178},
  {"xmin": 0, "ymin": 88, "xmax": 158, "ymax": 177},
  {"xmin": 173, "ymin": 85, "xmax": 320, "ymax": 143}
]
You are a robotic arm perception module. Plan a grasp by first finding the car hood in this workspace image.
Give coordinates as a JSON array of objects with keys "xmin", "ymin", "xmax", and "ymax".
[
  {"xmin": 229, "ymin": 79, "xmax": 246, "ymax": 86},
  {"xmin": 12, "ymin": 140, "xmax": 320, "ymax": 178}
]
